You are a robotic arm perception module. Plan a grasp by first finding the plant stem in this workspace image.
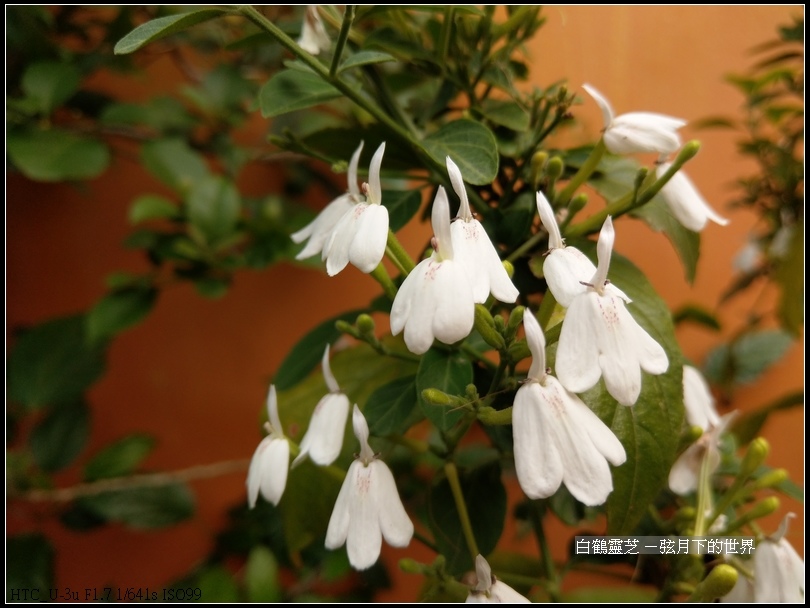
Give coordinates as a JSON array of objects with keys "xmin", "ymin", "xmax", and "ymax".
[
  {"xmin": 693, "ymin": 447, "xmax": 713, "ymax": 536},
  {"xmin": 444, "ymin": 461, "xmax": 479, "ymax": 561},
  {"xmin": 529, "ymin": 501, "xmax": 561, "ymax": 602},
  {"xmin": 385, "ymin": 229, "xmax": 416, "ymax": 274},
  {"xmin": 477, "ymin": 406, "xmax": 513, "ymax": 426},
  {"xmin": 329, "ymin": 5, "xmax": 355, "ymax": 77},
  {"xmin": 556, "ymin": 139, "xmax": 606, "ymax": 206},
  {"xmin": 370, "ymin": 262, "xmax": 398, "ymax": 300}
]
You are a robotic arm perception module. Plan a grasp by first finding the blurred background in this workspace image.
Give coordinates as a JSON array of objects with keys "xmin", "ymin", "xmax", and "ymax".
[{"xmin": 7, "ymin": 5, "xmax": 803, "ymax": 602}]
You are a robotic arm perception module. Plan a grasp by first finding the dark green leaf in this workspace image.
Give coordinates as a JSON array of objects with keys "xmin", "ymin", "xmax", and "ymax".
[
  {"xmin": 259, "ymin": 69, "xmax": 342, "ymax": 118},
  {"xmin": 7, "ymin": 129, "xmax": 109, "ymax": 182},
  {"xmin": 703, "ymin": 330, "xmax": 794, "ymax": 386},
  {"xmin": 86, "ymin": 287, "xmax": 158, "ymax": 344},
  {"xmin": 114, "ymin": 8, "xmax": 230, "ymax": 55},
  {"xmin": 273, "ymin": 309, "xmax": 367, "ymax": 391},
  {"xmin": 194, "ymin": 277, "xmax": 230, "ymax": 299},
  {"xmin": 479, "ymin": 99, "xmax": 530, "ymax": 131},
  {"xmin": 129, "ymin": 194, "xmax": 179, "ymax": 224},
  {"xmin": 365, "ymin": 375, "xmax": 419, "ymax": 435},
  {"xmin": 7, "ymin": 534, "xmax": 54, "ymax": 603},
  {"xmin": 84, "ymin": 434, "xmax": 156, "ymax": 481},
  {"xmin": 774, "ymin": 223, "xmax": 804, "ymax": 336},
  {"xmin": 21, "ymin": 61, "xmax": 81, "ymax": 114},
  {"xmin": 338, "ymin": 50, "xmax": 396, "ymax": 73},
  {"xmin": 29, "ymin": 401, "xmax": 90, "ymax": 472},
  {"xmin": 141, "ymin": 138, "xmax": 209, "ymax": 194},
  {"xmin": 244, "ymin": 546, "xmax": 282, "ymax": 603},
  {"xmin": 568, "ymin": 243, "xmax": 685, "ymax": 535},
  {"xmin": 80, "ymin": 484, "xmax": 195, "ymax": 529},
  {"xmin": 383, "ymin": 189, "xmax": 422, "ymax": 232},
  {"xmin": 730, "ymin": 390, "xmax": 804, "ymax": 445},
  {"xmin": 195, "ymin": 566, "xmax": 240, "ymax": 603},
  {"xmin": 416, "ymin": 348, "xmax": 473, "ymax": 432},
  {"xmin": 186, "ymin": 175, "xmax": 241, "ymax": 245},
  {"xmin": 7, "ymin": 315, "xmax": 106, "ymax": 409},
  {"xmin": 422, "ymin": 119, "xmax": 499, "ymax": 185},
  {"xmin": 427, "ymin": 460, "xmax": 506, "ymax": 575},
  {"xmin": 672, "ymin": 304, "xmax": 721, "ymax": 331}
]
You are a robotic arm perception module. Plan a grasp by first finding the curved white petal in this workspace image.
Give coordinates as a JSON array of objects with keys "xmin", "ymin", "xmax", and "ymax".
[
  {"xmin": 582, "ymin": 83, "xmax": 615, "ymax": 131},
  {"xmin": 668, "ymin": 444, "xmax": 702, "ymax": 495},
  {"xmin": 373, "ymin": 460, "xmax": 414, "ymax": 547},
  {"xmin": 322, "ymin": 343, "xmax": 340, "ymax": 393},
  {"xmin": 535, "ymin": 190, "xmax": 564, "ymax": 250},
  {"xmin": 430, "ymin": 261, "xmax": 476, "ymax": 347},
  {"xmin": 605, "ymin": 113, "xmax": 684, "ymax": 155},
  {"xmin": 512, "ymin": 383, "xmax": 564, "ymax": 499},
  {"xmin": 323, "ymin": 205, "xmax": 361, "ymax": 276},
  {"xmin": 555, "ymin": 293, "xmax": 602, "ymax": 394},
  {"xmin": 390, "ymin": 260, "xmax": 423, "ymax": 336},
  {"xmin": 349, "ymin": 203, "xmax": 389, "ymax": 273},
  {"xmin": 595, "ymin": 296, "xmax": 644, "ymax": 406},
  {"xmin": 367, "ymin": 142, "xmax": 386, "ymax": 206},
  {"xmin": 297, "ymin": 6, "xmax": 331, "ymax": 55},
  {"xmin": 291, "ymin": 194, "xmax": 354, "ymax": 255},
  {"xmin": 567, "ymin": 395, "xmax": 626, "ymax": 466},
  {"xmin": 657, "ymin": 164, "xmax": 729, "ymax": 232},
  {"xmin": 293, "ymin": 392, "xmax": 350, "ymax": 467},
  {"xmin": 347, "ymin": 140, "xmax": 364, "ymax": 198},
  {"xmin": 447, "ymin": 156, "xmax": 473, "ymax": 221},
  {"xmin": 543, "ymin": 248, "xmax": 595, "ymax": 307},
  {"xmin": 325, "ymin": 459, "xmax": 357, "ymax": 549},
  {"xmin": 590, "ymin": 216, "xmax": 614, "ymax": 291},
  {"xmin": 258, "ymin": 439, "xmax": 289, "ymax": 505},
  {"xmin": 451, "ymin": 219, "xmax": 518, "ymax": 303},
  {"xmin": 266, "ymin": 384, "xmax": 284, "ymax": 436},
  {"xmin": 753, "ymin": 537, "xmax": 805, "ymax": 603},
  {"xmin": 488, "ymin": 582, "xmax": 531, "ymax": 603},
  {"xmin": 346, "ymin": 463, "xmax": 383, "ymax": 570},
  {"xmin": 474, "ymin": 554, "xmax": 493, "ymax": 592},
  {"xmin": 631, "ymin": 313, "xmax": 669, "ymax": 376},
  {"xmin": 523, "ymin": 310, "xmax": 547, "ymax": 382},
  {"xmin": 352, "ymin": 404, "xmax": 374, "ymax": 462},
  {"xmin": 683, "ymin": 365, "xmax": 719, "ymax": 430},
  {"xmin": 432, "ymin": 187, "xmax": 454, "ymax": 260}
]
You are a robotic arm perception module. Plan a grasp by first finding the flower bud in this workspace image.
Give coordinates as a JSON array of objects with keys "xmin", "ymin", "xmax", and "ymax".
[
  {"xmin": 739, "ymin": 437, "xmax": 769, "ymax": 479},
  {"xmin": 356, "ymin": 313, "xmax": 376, "ymax": 336},
  {"xmin": 752, "ymin": 468, "xmax": 788, "ymax": 490},
  {"xmin": 546, "ymin": 157, "xmax": 564, "ymax": 180},
  {"xmin": 474, "ymin": 304, "xmax": 506, "ymax": 350},
  {"xmin": 421, "ymin": 388, "xmax": 457, "ymax": 406},
  {"xmin": 692, "ymin": 565, "xmax": 738, "ymax": 602}
]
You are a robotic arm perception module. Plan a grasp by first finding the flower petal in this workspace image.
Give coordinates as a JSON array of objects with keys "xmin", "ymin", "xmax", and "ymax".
[
  {"xmin": 582, "ymin": 83, "xmax": 615, "ymax": 131},
  {"xmin": 513, "ymin": 383, "xmax": 564, "ymax": 499},
  {"xmin": 447, "ymin": 156, "xmax": 472, "ymax": 221},
  {"xmin": 373, "ymin": 460, "xmax": 414, "ymax": 548},
  {"xmin": 258, "ymin": 438, "xmax": 289, "ymax": 505},
  {"xmin": 292, "ymin": 392, "xmax": 350, "ymax": 467},
  {"xmin": 522, "ymin": 309, "xmax": 547, "ymax": 382},
  {"xmin": 325, "ymin": 460, "xmax": 356, "ymax": 549},
  {"xmin": 543, "ymin": 247, "xmax": 595, "ymax": 307},
  {"xmin": 657, "ymin": 163, "xmax": 729, "ymax": 232},
  {"xmin": 682, "ymin": 365, "xmax": 719, "ymax": 430},
  {"xmin": 667, "ymin": 444, "xmax": 702, "ymax": 495},
  {"xmin": 555, "ymin": 293, "xmax": 602, "ymax": 394},
  {"xmin": 605, "ymin": 112, "xmax": 685, "ymax": 155},
  {"xmin": 430, "ymin": 260, "xmax": 475, "ymax": 346},
  {"xmin": 349, "ymin": 203, "xmax": 389, "ymax": 273},
  {"xmin": 367, "ymin": 142, "xmax": 386, "ymax": 205},
  {"xmin": 567, "ymin": 395, "xmax": 626, "ymax": 467},
  {"xmin": 323, "ymin": 205, "xmax": 361, "ymax": 276},
  {"xmin": 346, "ymin": 463, "xmax": 383, "ymax": 570}
]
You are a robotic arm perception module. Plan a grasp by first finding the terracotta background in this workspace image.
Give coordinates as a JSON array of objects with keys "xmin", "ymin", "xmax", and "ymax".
[{"xmin": 7, "ymin": 5, "xmax": 803, "ymax": 602}]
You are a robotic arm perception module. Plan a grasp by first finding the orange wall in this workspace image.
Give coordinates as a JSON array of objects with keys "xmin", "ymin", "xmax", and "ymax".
[{"xmin": 7, "ymin": 5, "xmax": 803, "ymax": 600}]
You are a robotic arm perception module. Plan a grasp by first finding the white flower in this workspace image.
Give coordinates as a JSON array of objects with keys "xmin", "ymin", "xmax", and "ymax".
[
  {"xmin": 322, "ymin": 142, "xmax": 389, "ymax": 276},
  {"xmin": 513, "ymin": 311, "xmax": 626, "ymax": 506},
  {"xmin": 246, "ymin": 385, "xmax": 290, "ymax": 507},
  {"xmin": 297, "ymin": 6, "xmax": 331, "ymax": 55},
  {"xmin": 536, "ymin": 190, "xmax": 629, "ymax": 307},
  {"xmin": 682, "ymin": 365, "xmax": 720, "ymax": 431},
  {"xmin": 390, "ymin": 186, "xmax": 475, "ymax": 354},
  {"xmin": 582, "ymin": 83, "xmax": 686, "ymax": 155},
  {"xmin": 325, "ymin": 405, "xmax": 414, "ymax": 570},
  {"xmin": 446, "ymin": 156, "xmax": 519, "ymax": 304},
  {"xmin": 656, "ymin": 162, "xmax": 729, "ymax": 231},
  {"xmin": 752, "ymin": 514, "xmax": 805, "ymax": 603},
  {"xmin": 465, "ymin": 554, "xmax": 531, "ymax": 603},
  {"xmin": 555, "ymin": 217, "xmax": 669, "ymax": 406},
  {"xmin": 292, "ymin": 344, "xmax": 350, "ymax": 467},
  {"xmin": 291, "ymin": 141, "xmax": 363, "ymax": 260}
]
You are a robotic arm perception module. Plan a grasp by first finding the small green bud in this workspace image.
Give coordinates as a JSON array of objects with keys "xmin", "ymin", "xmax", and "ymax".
[
  {"xmin": 421, "ymin": 388, "xmax": 455, "ymax": 406},
  {"xmin": 493, "ymin": 315, "xmax": 506, "ymax": 332},
  {"xmin": 546, "ymin": 157, "xmax": 564, "ymax": 180},
  {"xmin": 474, "ymin": 304, "xmax": 506, "ymax": 350},
  {"xmin": 634, "ymin": 167, "xmax": 649, "ymax": 192},
  {"xmin": 693, "ymin": 565, "xmax": 738, "ymax": 602},
  {"xmin": 505, "ymin": 306, "xmax": 525, "ymax": 342},
  {"xmin": 748, "ymin": 496, "xmax": 780, "ymax": 519},
  {"xmin": 356, "ymin": 313, "xmax": 376, "ymax": 336},
  {"xmin": 335, "ymin": 319, "xmax": 360, "ymax": 338},
  {"xmin": 568, "ymin": 193, "xmax": 588, "ymax": 214},
  {"xmin": 502, "ymin": 259, "xmax": 515, "ymax": 279},
  {"xmin": 752, "ymin": 468, "xmax": 788, "ymax": 490},
  {"xmin": 465, "ymin": 384, "xmax": 479, "ymax": 401},
  {"xmin": 531, "ymin": 151, "xmax": 549, "ymax": 174},
  {"xmin": 739, "ymin": 437, "xmax": 769, "ymax": 479},
  {"xmin": 676, "ymin": 140, "xmax": 701, "ymax": 164},
  {"xmin": 399, "ymin": 558, "xmax": 425, "ymax": 574}
]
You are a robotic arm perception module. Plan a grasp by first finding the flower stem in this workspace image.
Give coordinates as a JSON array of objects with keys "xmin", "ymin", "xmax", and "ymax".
[
  {"xmin": 693, "ymin": 446, "xmax": 714, "ymax": 537},
  {"xmin": 477, "ymin": 406, "xmax": 513, "ymax": 426},
  {"xmin": 329, "ymin": 5, "xmax": 355, "ymax": 78},
  {"xmin": 556, "ymin": 139, "xmax": 606, "ymax": 206},
  {"xmin": 529, "ymin": 501, "xmax": 561, "ymax": 602},
  {"xmin": 444, "ymin": 461, "xmax": 479, "ymax": 561},
  {"xmin": 370, "ymin": 263, "xmax": 398, "ymax": 300},
  {"xmin": 386, "ymin": 229, "xmax": 416, "ymax": 275}
]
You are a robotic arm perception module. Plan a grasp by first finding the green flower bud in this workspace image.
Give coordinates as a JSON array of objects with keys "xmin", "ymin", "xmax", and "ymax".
[
  {"xmin": 752, "ymin": 468, "xmax": 788, "ymax": 490},
  {"xmin": 421, "ymin": 388, "xmax": 456, "ymax": 406},
  {"xmin": 356, "ymin": 313, "xmax": 376, "ymax": 336},
  {"xmin": 474, "ymin": 304, "xmax": 506, "ymax": 350},
  {"xmin": 693, "ymin": 565, "xmax": 738, "ymax": 602},
  {"xmin": 739, "ymin": 437, "xmax": 769, "ymax": 479},
  {"xmin": 546, "ymin": 157, "xmax": 564, "ymax": 180}
]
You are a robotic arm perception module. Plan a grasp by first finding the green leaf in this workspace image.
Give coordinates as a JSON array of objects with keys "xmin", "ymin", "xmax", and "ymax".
[
  {"xmin": 79, "ymin": 484, "xmax": 195, "ymax": 529},
  {"xmin": 7, "ymin": 129, "xmax": 109, "ymax": 182},
  {"xmin": 703, "ymin": 330, "xmax": 794, "ymax": 386},
  {"xmin": 568, "ymin": 243, "xmax": 685, "ymax": 535},
  {"xmin": 422, "ymin": 119, "xmax": 499, "ymax": 185},
  {"xmin": 186, "ymin": 175, "xmax": 241, "ymax": 245},
  {"xmin": 259, "ymin": 69, "xmax": 342, "ymax": 118},
  {"xmin": 86, "ymin": 287, "xmax": 158, "ymax": 344},
  {"xmin": 273, "ymin": 309, "xmax": 367, "ymax": 391},
  {"xmin": 383, "ymin": 189, "xmax": 422, "ymax": 232},
  {"xmin": 7, "ymin": 315, "xmax": 106, "ymax": 409},
  {"xmin": 141, "ymin": 138, "xmax": 209, "ymax": 194},
  {"xmin": 478, "ymin": 99, "xmax": 530, "ymax": 131},
  {"xmin": 29, "ymin": 401, "xmax": 91, "ymax": 472},
  {"xmin": 416, "ymin": 348, "xmax": 473, "ymax": 432},
  {"xmin": 730, "ymin": 390, "xmax": 804, "ymax": 445},
  {"xmin": 244, "ymin": 546, "xmax": 282, "ymax": 603},
  {"xmin": 774, "ymin": 223, "xmax": 804, "ymax": 336},
  {"xmin": 631, "ymin": 197, "xmax": 700, "ymax": 284},
  {"xmin": 6, "ymin": 534, "xmax": 54, "ymax": 603},
  {"xmin": 427, "ymin": 460, "xmax": 506, "ymax": 575},
  {"xmin": 129, "ymin": 194, "xmax": 178, "ymax": 224},
  {"xmin": 84, "ymin": 434, "xmax": 156, "ymax": 481},
  {"xmin": 365, "ymin": 375, "xmax": 418, "ymax": 435},
  {"xmin": 672, "ymin": 304, "xmax": 721, "ymax": 331},
  {"xmin": 21, "ymin": 61, "xmax": 81, "ymax": 114},
  {"xmin": 338, "ymin": 50, "xmax": 396, "ymax": 73},
  {"xmin": 114, "ymin": 8, "xmax": 230, "ymax": 55},
  {"xmin": 193, "ymin": 566, "xmax": 240, "ymax": 603}
]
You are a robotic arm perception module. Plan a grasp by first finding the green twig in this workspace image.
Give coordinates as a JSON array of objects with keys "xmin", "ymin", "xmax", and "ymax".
[
  {"xmin": 329, "ymin": 5, "xmax": 355, "ymax": 77},
  {"xmin": 444, "ymin": 462, "xmax": 479, "ymax": 561}
]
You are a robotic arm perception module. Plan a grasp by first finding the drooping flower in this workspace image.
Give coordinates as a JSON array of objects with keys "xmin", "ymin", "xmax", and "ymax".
[
  {"xmin": 555, "ymin": 217, "xmax": 669, "ymax": 406},
  {"xmin": 583, "ymin": 83, "xmax": 686, "ymax": 156},
  {"xmin": 446, "ymin": 156, "xmax": 519, "ymax": 304},
  {"xmin": 292, "ymin": 344, "xmax": 350, "ymax": 468},
  {"xmin": 656, "ymin": 162, "xmax": 729, "ymax": 232},
  {"xmin": 291, "ymin": 141, "xmax": 364, "ymax": 261},
  {"xmin": 752, "ymin": 514, "xmax": 804, "ymax": 602},
  {"xmin": 297, "ymin": 6, "xmax": 331, "ymax": 55},
  {"xmin": 246, "ymin": 385, "xmax": 290, "ymax": 507},
  {"xmin": 465, "ymin": 554, "xmax": 531, "ymax": 603},
  {"xmin": 390, "ymin": 186, "xmax": 475, "ymax": 354},
  {"xmin": 512, "ymin": 311, "xmax": 626, "ymax": 506},
  {"xmin": 536, "ymin": 190, "xmax": 629, "ymax": 307},
  {"xmin": 322, "ymin": 142, "xmax": 389, "ymax": 276},
  {"xmin": 325, "ymin": 405, "xmax": 414, "ymax": 571}
]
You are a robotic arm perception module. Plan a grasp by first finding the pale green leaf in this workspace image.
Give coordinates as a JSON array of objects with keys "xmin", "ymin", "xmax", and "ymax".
[
  {"xmin": 422, "ymin": 119, "xmax": 499, "ymax": 185},
  {"xmin": 7, "ymin": 129, "xmax": 109, "ymax": 182},
  {"xmin": 338, "ymin": 50, "xmax": 396, "ymax": 73},
  {"xmin": 141, "ymin": 138, "xmax": 209, "ymax": 194},
  {"xmin": 244, "ymin": 546, "xmax": 281, "ymax": 603},
  {"xmin": 21, "ymin": 61, "xmax": 81, "ymax": 114},
  {"xmin": 259, "ymin": 69, "xmax": 342, "ymax": 118},
  {"xmin": 129, "ymin": 194, "xmax": 178, "ymax": 224},
  {"xmin": 114, "ymin": 9, "xmax": 230, "ymax": 55},
  {"xmin": 365, "ymin": 375, "xmax": 419, "ymax": 435},
  {"xmin": 186, "ymin": 175, "xmax": 241, "ymax": 245}
]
